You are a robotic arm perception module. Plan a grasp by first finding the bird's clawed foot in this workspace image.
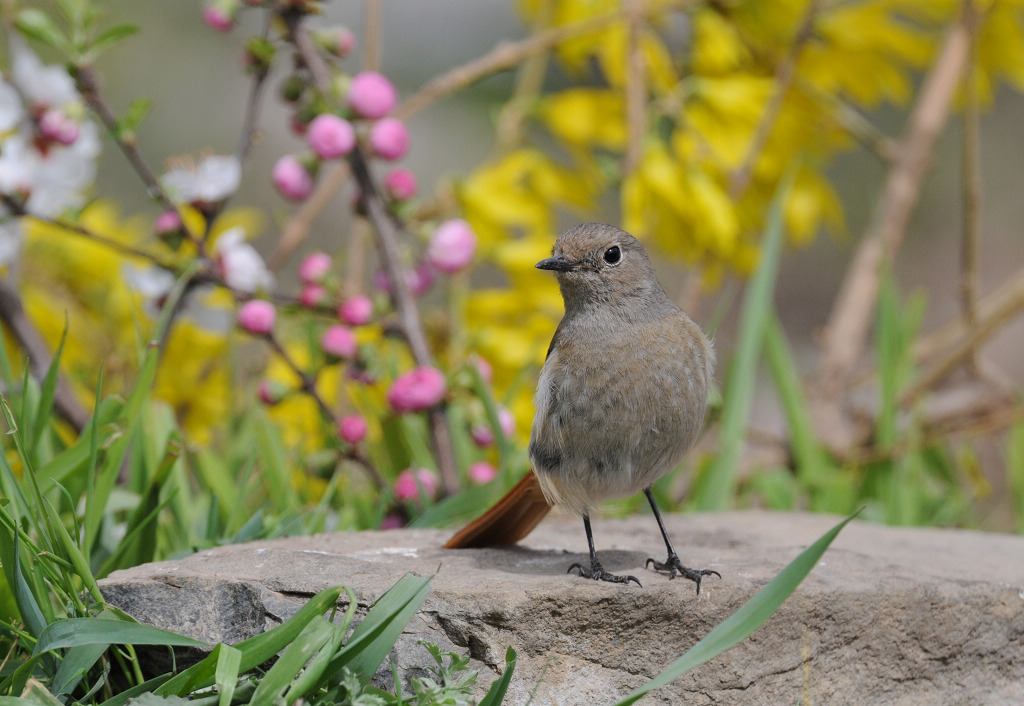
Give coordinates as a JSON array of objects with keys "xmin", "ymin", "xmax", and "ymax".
[
  {"xmin": 568, "ymin": 560, "xmax": 641, "ymax": 587},
  {"xmin": 645, "ymin": 553, "xmax": 720, "ymax": 594}
]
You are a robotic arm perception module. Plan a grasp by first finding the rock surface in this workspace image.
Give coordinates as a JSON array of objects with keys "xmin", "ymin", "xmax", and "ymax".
[{"xmin": 99, "ymin": 511, "xmax": 1024, "ymax": 704}]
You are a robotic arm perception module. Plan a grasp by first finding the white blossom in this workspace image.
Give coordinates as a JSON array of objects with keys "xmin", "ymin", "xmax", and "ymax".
[
  {"xmin": 161, "ymin": 154, "xmax": 241, "ymax": 205},
  {"xmin": 214, "ymin": 226, "xmax": 273, "ymax": 293}
]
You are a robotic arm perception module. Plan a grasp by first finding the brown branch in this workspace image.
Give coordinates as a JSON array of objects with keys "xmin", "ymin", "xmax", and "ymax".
[
  {"xmin": 288, "ymin": 17, "xmax": 460, "ymax": 495},
  {"xmin": 813, "ymin": 6, "xmax": 972, "ymax": 413},
  {"xmin": 394, "ymin": 4, "xmax": 684, "ymax": 121},
  {"xmin": 623, "ymin": 0, "xmax": 646, "ymax": 178},
  {"xmin": 75, "ymin": 66, "xmax": 202, "ymax": 249},
  {"xmin": 959, "ymin": 0, "xmax": 982, "ymax": 372},
  {"xmin": 362, "ymin": 0, "xmax": 383, "ymax": 72},
  {"xmin": 268, "ymin": 162, "xmax": 351, "ymax": 271},
  {"xmin": 730, "ymin": 0, "xmax": 820, "ymax": 197},
  {"xmin": 0, "ymin": 278, "xmax": 90, "ymax": 432},
  {"xmin": 263, "ymin": 332, "xmax": 386, "ymax": 490}
]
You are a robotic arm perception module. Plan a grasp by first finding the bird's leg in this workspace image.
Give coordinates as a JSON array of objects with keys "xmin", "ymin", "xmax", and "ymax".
[
  {"xmin": 643, "ymin": 488, "xmax": 721, "ymax": 594},
  {"xmin": 568, "ymin": 514, "xmax": 641, "ymax": 587}
]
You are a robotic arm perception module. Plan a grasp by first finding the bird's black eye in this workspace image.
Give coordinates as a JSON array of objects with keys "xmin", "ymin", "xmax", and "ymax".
[{"xmin": 603, "ymin": 246, "xmax": 621, "ymax": 265}]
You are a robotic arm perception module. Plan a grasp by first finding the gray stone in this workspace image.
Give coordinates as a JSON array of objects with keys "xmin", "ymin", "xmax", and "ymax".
[{"xmin": 99, "ymin": 511, "xmax": 1024, "ymax": 704}]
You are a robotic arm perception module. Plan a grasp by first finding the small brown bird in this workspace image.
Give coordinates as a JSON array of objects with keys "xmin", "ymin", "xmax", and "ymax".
[{"xmin": 445, "ymin": 223, "xmax": 719, "ymax": 592}]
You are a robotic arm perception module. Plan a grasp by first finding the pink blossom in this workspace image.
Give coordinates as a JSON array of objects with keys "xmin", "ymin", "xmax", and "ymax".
[
  {"xmin": 258, "ymin": 379, "xmax": 288, "ymax": 406},
  {"xmin": 427, "ymin": 219, "xmax": 476, "ymax": 274},
  {"xmin": 299, "ymin": 283, "xmax": 328, "ymax": 308},
  {"xmin": 373, "ymin": 264, "xmax": 433, "ymax": 297},
  {"xmin": 38, "ymin": 109, "xmax": 79, "ymax": 145},
  {"xmin": 368, "ymin": 118, "xmax": 409, "ymax": 161},
  {"xmin": 471, "ymin": 354, "xmax": 493, "ymax": 384},
  {"xmin": 298, "ymin": 251, "xmax": 332, "ymax": 284},
  {"xmin": 237, "ymin": 299, "xmax": 275, "ymax": 335},
  {"xmin": 306, "ymin": 114, "xmax": 356, "ymax": 160},
  {"xmin": 272, "ymin": 155, "xmax": 313, "ymax": 201},
  {"xmin": 394, "ymin": 467, "xmax": 439, "ymax": 501},
  {"xmin": 154, "ymin": 210, "xmax": 182, "ymax": 235},
  {"xmin": 380, "ymin": 513, "xmax": 405, "ymax": 530},
  {"xmin": 348, "ymin": 71, "xmax": 398, "ymax": 119},
  {"xmin": 320, "ymin": 324, "xmax": 357, "ymax": 360},
  {"xmin": 468, "ymin": 462, "xmax": 498, "ymax": 485},
  {"xmin": 338, "ymin": 414, "xmax": 368, "ymax": 444},
  {"xmin": 470, "ymin": 425, "xmax": 494, "ymax": 447},
  {"xmin": 387, "ymin": 366, "xmax": 446, "ymax": 413},
  {"xmin": 383, "ymin": 168, "xmax": 418, "ymax": 201},
  {"xmin": 314, "ymin": 26, "xmax": 356, "ymax": 58},
  {"xmin": 202, "ymin": 5, "xmax": 234, "ymax": 32},
  {"xmin": 339, "ymin": 295, "xmax": 373, "ymax": 326},
  {"xmin": 497, "ymin": 406, "xmax": 516, "ymax": 437}
]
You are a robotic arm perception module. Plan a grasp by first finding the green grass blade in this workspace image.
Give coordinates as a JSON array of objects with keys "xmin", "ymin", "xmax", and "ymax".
[
  {"xmin": 1008, "ymin": 421, "xmax": 1024, "ymax": 533},
  {"xmin": 327, "ymin": 572, "xmax": 431, "ymax": 686},
  {"xmin": 214, "ymin": 644, "xmax": 242, "ymax": 706},
  {"xmin": 8, "ymin": 537, "xmax": 48, "ymax": 638},
  {"xmin": 690, "ymin": 170, "xmax": 794, "ymax": 510},
  {"xmin": 763, "ymin": 311, "xmax": 831, "ymax": 487},
  {"xmin": 28, "ymin": 319, "xmax": 69, "ymax": 462},
  {"xmin": 283, "ymin": 587, "xmax": 357, "ymax": 703},
  {"xmin": 614, "ymin": 510, "xmax": 860, "ymax": 705},
  {"xmin": 154, "ymin": 586, "xmax": 342, "ymax": 698},
  {"xmin": 32, "ymin": 615, "xmax": 207, "ymax": 655},
  {"xmin": 248, "ymin": 616, "xmax": 334, "ymax": 704},
  {"xmin": 51, "ymin": 642, "xmax": 108, "ymax": 696},
  {"xmin": 478, "ymin": 646, "xmax": 517, "ymax": 706}
]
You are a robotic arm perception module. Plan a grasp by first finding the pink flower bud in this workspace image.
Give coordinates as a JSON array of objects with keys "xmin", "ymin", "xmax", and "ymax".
[
  {"xmin": 373, "ymin": 265, "xmax": 433, "ymax": 297},
  {"xmin": 497, "ymin": 406, "xmax": 516, "ymax": 437},
  {"xmin": 387, "ymin": 366, "xmax": 446, "ymax": 413},
  {"xmin": 339, "ymin": 295, "xmax": 373, "ymax": 326},
  {"xmin": 258, "ymin": 379, "xmax": 289, "ymax": 405},
  {"xmin": 348, "ymin": 71, "xmax": 398, "ymax": 119},
  {"xmin": 314, "ymin": 26, "xmax": 356, "ymax": 57},
  {"xmin": 470, "ymin": 425, "xmax": 494, "ymax": 447},
  {"xmin": 468, "ymin": 461, "xmax": 498, "ymax": 485},
  {"xmin": 320, "ymin": 324, "xmax": 357, "ymax": 360},
  {"xmin": 394, "ymin": 467, "xmax": 439, "ymax": 501},
  {"xmin": 471, "ymin": 354, "xmax": 493, "ymax": 384},
  {"xmin": 427, "ymin": 219, "xmax": 476, "ymax": 273},
  {"xmin": 306, "ymin": 114, "xmax": 356, "ymax": 160},
  {"xmin": 298, "ymin": 251, "xmax": 332, "ymax": 284},
  {"xmin": 154, "ymin": 210, "xmax": 182, "ymax": 235},
  {"xmin": 38, "ymin": 109, "xmax": 79, "ymax": 145},
  {"xmin": 368, "ymin": 118, "xmax": 409, "ymax": 161},
  {"xmin": 203, "ymin": 4, "xmax": 234, "ymax": 32},
  {"xmin": 237, "ymin": 299, "xmax": 276, "ymax": 335},
  {"xmin": 338, "ymin": 414, "xmax": 368, "ymax": 444},
  {"xmin": 380, "ymin": 513, "xmax": 405, "ymax": 530},
  {"xmin": 299, "ymin": 283, "xmax": 329, "ymax": 308},
  {"xmin": 272, "ymin": 155, "xmax": 314, "ymax": 201},
  {"xmin": 383, "ymin": 168, "xmax": 418, "ymax": 201}
]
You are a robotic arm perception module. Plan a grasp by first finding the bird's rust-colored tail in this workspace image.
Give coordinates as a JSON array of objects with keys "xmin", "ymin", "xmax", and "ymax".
[{"xmin": 443, "ymin": 470, "xmax": 551, "ymax": 548}]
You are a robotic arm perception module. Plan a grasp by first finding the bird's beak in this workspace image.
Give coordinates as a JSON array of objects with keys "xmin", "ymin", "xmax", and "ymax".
[{"xmin": 535, "ymin": 254, "xmax": 575, "ymax": 272}]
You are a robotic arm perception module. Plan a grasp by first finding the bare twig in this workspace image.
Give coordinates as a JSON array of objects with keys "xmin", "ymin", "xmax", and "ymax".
[
  {"xmin": 235, "ymin": 10, "xmax": 274, "ymax": 164},
  {"xmin": 812, "ymin": 5, "xmax": 972, "ymax": 448},
  {"xmin": 730, "ymin": 0, "xmax": 820, "ymax": 197},
  {"xmin": 75, "ymin": 66, "xmax": 202, "ymax": 249},
  {"xmin": 395, "ymin": 3, "xmax": 688, "ymax": 121},
  {"xmin": 288, "ymin": 17, "xmax": 460, "ymax": 494},
  {"xmin": 362, "ymin": 0, "xmax": 383, "ymax": 72},
  {"xmin": 268, "ymin": 162, "xmax": 352, "ymax": 271},
  {"xmin": 904, "ymin": 269, "xmax": 1024, "ymax": 404},
  {"xmin": 264, "ymin": 332, "xmax": 387, "ymax": 490},
  {"xmin": 623, "ymin": 0, "xmax": 646, "ymax": 177},
  {"xmin": 959, "ymin": 0, "xmax": 982, "ymax": 372},
  {"xmin": 0, "ymin": 279, "xmax": 90, "ymax": 431}
]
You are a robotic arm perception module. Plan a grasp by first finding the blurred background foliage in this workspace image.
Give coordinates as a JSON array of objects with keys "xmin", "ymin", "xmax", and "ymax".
[{"xmin": 1, "ymin": 0, "xmax": 1023, "ymax": 577}]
